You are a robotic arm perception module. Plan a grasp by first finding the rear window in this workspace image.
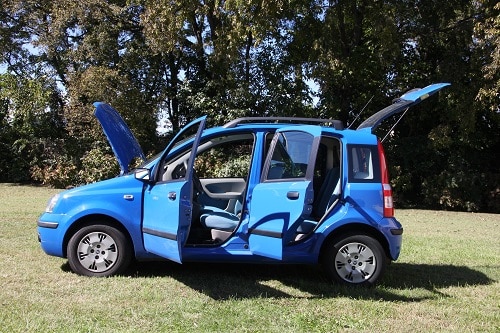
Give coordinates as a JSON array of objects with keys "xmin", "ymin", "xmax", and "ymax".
[{"xmin": 348, "ymin": 145, "xmax": 381, "ymax": 183}]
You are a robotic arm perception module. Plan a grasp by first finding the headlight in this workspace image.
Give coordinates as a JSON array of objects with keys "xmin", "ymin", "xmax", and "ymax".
[{"xmin": 45, "ymin": 194, "xmax": 60, "ymax": 213}]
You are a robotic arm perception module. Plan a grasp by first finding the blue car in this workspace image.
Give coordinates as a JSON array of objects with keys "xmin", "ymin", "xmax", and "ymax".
[{"xmin": 38, "ymin": 83, "xmax": 449, "ymax": 286}]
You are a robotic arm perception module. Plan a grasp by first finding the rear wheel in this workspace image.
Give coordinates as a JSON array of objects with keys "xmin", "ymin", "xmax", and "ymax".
[
  {"xmin": 67, "ymin": 223, "xmax": 132, "ymax": 277},
  {"xmin": 322, "ymin": 234, "xmax": 387, "ymax": 286}
]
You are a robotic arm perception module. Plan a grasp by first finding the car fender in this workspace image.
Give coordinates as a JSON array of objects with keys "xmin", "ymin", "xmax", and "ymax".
[
  {"xmin": 311, "ymin": 205, "xmax": 400, "ymax": 260},
  {"xmin": 62, "ymin": 198, "xmax": 147, "ymax": 253}
]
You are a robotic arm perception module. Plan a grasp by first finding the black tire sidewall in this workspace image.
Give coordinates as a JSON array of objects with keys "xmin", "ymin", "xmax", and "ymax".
[
  {"xmin": 322, "ymin": 234, "xmax": 387, "ymax": 286},
  {"xmin": 67, "ymin": 223, "xmax": 132, "ymax": 277}
]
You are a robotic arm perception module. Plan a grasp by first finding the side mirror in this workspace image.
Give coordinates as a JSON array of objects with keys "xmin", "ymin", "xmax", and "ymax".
[{"xmin": 134, "ymin": 168, "xmax": 152, "ymax": 182}]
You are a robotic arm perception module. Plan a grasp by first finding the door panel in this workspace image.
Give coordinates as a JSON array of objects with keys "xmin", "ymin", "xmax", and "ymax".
[
  {"xmin": 142, "ymin": 117, "xmax": 206, "ymax": 263},
  {"xmin": 143, "ymin": 181, "xmax": 190, "ymax": 263},
  {"xmin": 248, "ymin": 126, "xmax": 321, "ymax": 260},
  {"xmin": 248, "ymin": 181, "xmax": 314, "ymax": 259},
  {"xmin": 200, "ymin": 178, "xmax": 246, "ymax": 199}
]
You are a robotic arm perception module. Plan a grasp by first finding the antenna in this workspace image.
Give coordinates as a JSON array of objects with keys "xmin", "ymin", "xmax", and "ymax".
[
  {"xmin": 382, "ymin": 108, "xmax": 409, "ymax": 142},
  {"xmin": 347, "ymin": 96, "xmax": 374, "ymax": 129}
]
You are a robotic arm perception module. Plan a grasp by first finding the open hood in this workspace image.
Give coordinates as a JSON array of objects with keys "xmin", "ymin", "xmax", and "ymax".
[
  {"xmin": 357, "ymin": 83, "xmax": 450, "ymax": 131},
  {"xmin": 93, "ymin": 102, "xmax": 146, "ymax": 175}
]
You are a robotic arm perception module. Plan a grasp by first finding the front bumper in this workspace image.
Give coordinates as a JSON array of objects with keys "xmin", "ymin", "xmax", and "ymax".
[{"xmin": 37, "ymin": 214, "xmax": 66, "ymax": 258}]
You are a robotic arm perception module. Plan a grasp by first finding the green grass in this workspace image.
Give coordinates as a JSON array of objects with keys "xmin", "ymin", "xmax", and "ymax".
[{"xmin": 0, "ymin": 183, "xmax": 498, "ymax": 332}]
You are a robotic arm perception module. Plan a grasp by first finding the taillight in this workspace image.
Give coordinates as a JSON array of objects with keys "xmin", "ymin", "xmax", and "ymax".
[{"xmin": 378, "ymin": 140, "xmax": 394, "ymax": 217}]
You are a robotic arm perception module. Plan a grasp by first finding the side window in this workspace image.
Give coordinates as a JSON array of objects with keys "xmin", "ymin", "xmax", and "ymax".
[
  {"xmin": 266, "ymin": 131, "xmax": 314, "ymax": 180},
  {"xmin": 348, "ymin": 145, "xmax": 380, "ymax": 182},
  {"xmin": 194, "ymin": 136, "xmax": 254, "ymax": 178}
]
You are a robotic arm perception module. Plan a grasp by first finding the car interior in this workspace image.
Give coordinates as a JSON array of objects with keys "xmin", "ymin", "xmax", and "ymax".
[{"xmin": 162, "ymin": 132, "xmax": 341, "ymax": 246}]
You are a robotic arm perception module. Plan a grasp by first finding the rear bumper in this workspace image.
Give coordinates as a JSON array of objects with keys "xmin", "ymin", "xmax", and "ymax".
[{"xmin": 385, "ymin": 218, "xmax": 403, "ymax": 260}]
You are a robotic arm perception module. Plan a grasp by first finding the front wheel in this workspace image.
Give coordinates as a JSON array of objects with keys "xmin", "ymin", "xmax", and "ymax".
[
  {"xmin": 322, "ymin": 234, "xmax": 387, "ymax": 286},
  {"xmin": 67, "ymin": 223, "xmax": 132, "ymax": 277}
]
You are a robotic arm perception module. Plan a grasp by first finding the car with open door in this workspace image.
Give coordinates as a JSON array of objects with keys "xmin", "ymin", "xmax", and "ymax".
[{"xmin": 38, "ymin": 83, "xmax": 449, "ymax": 286}]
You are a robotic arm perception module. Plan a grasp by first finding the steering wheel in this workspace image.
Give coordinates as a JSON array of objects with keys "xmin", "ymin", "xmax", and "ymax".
[
  {"xmin": 171, "ymin": 161, "xmax": 204, "ymax": 195},
  {"xmin": 172, "ymin": 163, "xmax": 187, "ymax": 179}
]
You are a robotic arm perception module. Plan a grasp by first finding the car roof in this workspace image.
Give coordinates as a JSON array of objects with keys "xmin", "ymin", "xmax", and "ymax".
[
  {"xmin": 223, "ymin": 117, "xmax": 344, "ymax": 130},
  {"xmin": 201, "ymin": 121, "xmax": 377, "ymax": 145}
]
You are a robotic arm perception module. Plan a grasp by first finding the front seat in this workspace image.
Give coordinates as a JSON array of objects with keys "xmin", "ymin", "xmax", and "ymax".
[{"xmin": 199, "ymin": 198, "xmax": 242, "ymax": 231}]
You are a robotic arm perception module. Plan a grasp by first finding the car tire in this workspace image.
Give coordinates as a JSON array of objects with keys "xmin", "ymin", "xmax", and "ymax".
[
  {"xmin": 67, "ymin": 223, "xmax": 132, "ymax": 277},
  {"xmin": 322, "ymin": 234, "xmax": 387, "ymax": 286}
]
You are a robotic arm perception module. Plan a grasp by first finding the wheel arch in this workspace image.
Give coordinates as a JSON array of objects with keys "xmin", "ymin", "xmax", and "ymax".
[
  {"xmin": 62, "ymin": 214, "xmax": 135, "ymax": 258},
  {"xmin": 318, "ymin": 223, "xmax": 391, "ymax": 262}
]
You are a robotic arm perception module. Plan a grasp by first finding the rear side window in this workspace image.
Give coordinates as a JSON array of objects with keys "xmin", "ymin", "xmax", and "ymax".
[{"xmin": 348, "ymin": 145, "xmax": 381, "ymax": 183}]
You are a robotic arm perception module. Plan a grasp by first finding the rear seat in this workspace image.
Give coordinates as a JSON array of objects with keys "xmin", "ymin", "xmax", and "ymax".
[{"xmin": 296, "ymin": 167, "xmax": 340, "ymax": 237}]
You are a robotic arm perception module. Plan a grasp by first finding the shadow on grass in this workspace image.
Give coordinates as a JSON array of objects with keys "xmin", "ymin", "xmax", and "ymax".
[{"xmin": 117, "ymin": 261, "xmax": 495, "ymax": 302}]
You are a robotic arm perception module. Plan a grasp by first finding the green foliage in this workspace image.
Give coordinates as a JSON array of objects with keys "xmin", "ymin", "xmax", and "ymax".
[
  {"xmin": 194, "ymin": 140, "xmax": 252, "ymax": 178},
  {"xmin": 79, "ymin": 147, "xmax": 120, "ymax": 184},
  {"xmin": 378, "ymin": 0, "xmax": 500, "ymax": 213},
  {"xmin": 31, "ymin": 155, "xmax": 79, "ymax": 189},
  {"xmin": 0, "ymin": 0, "xmax": 499, "ymax": 211},
  {"xmin": 196, "ymin": 153, "xmax": 251, "ymax": 179},
  {"xmin": 214, "ymin": 155, "xmax": 250, "ymax": 178},
  {"xmin": 30, "ymin": 144, "xmax": 120, "ymax": 188},
  {"xmin": 0, "ymin": 73, "xmax": 65, "ymax": 183}
]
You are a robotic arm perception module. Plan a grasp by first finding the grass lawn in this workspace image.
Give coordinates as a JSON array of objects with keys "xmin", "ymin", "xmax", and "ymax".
[{"xmin": 0, "ymin": 183, "xmax": 498, "ymax": 332}]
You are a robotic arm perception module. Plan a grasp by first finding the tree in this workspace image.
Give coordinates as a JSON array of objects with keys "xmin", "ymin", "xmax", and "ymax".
[
  {"xmin": 378, "ymin": 0, "xmax": 499, "ymax": 212},
  {"xmin": 0, "ymin": 0, "xmax": 498, "ymax": 211},
  {"xmin": 1, "ymin": 0, "xmax": 161, "ymax": 186},
  {"xmin": 140, "ymin": 0, "xmax": 317, "ymax": 126},
  {"xmin": 0, "ymin": 73, "xmax": 65, "ymax": 183},
  {"xmin": 302, "ymin": 0, "xmax": 402, "ymax": 124}
]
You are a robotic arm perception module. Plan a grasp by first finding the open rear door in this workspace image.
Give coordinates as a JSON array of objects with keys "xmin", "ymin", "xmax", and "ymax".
[
  {"xmin": 142, "ymin": 117, "xmax": 206, "ymax": 263},
  {"xmin": 247, "ymin": 125, "xmax": 321, "ymax": 260},
  {"xmin": 357, "ymin": 83, "xmax": 450, "ymax": 131}
]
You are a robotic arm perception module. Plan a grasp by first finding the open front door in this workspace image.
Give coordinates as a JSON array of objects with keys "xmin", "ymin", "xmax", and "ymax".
[
  {"xmin": 248, "ymin": 126, "xmax": 322, "ymax": 260},
  {"xmin": 142, "ymin": 117, "xmax": 206, "ymax": 263}
]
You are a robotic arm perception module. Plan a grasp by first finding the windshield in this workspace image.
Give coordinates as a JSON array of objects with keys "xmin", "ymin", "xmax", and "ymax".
[
  {"xmin": 131, "ymin": 122, "xmax": 202, "ymax": 174},
  {"xmin": 134, "ymin": 152, "xmax": 162, "ymax": 172}
]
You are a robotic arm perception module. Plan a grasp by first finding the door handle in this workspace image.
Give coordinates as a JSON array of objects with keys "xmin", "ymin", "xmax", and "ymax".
[
  {"xmin": 287, "ymin": 191, "xmax": 300, "ymax": 200},
  {"xmin": 168, "ymin": 192, "xmax": 177, "ymax": 200}
]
